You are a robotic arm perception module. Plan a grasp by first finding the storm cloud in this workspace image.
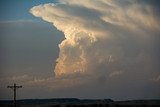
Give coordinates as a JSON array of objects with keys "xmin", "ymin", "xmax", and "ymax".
[{"xmin": 30, "ymin": 0, "xmax": 160, "ymax": 99}]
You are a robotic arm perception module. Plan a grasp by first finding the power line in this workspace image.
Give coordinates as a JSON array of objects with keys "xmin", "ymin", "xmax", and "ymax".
[{"xmin": 7, "ymin": 83, "xmax": 22, "ymax": 107}]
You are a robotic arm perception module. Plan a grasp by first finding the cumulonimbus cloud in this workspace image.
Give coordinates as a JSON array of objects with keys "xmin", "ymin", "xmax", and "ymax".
[
  {"xmin": 30, "ymin": 0, "xmax": 160, "ymax": 77},
  {"xmin": 30, "ymin": 0, "xmax": 160, "ymax": 99},
  {"xmin": 26, "ymin": 0, "xmax": 160, "ymax": 98}
]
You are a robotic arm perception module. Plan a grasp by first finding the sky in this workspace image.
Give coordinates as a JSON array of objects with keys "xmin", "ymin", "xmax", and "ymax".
[{"xmin": 0, "ymin": 0, "xmax": 160, "ymax": 100}]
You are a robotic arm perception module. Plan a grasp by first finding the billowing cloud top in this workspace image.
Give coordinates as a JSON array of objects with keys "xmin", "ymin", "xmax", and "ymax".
[
  {"xmin": 30, "ymin": 0, "xmax": 159, "ymax": 77},
  {"xmin": 30, "ymin": 0, "xmax": 160, "ymax": 99}
]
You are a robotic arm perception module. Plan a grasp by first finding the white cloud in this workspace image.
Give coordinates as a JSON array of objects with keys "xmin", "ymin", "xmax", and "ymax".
[
  {"xmin": 30, "ymin": 0, "xmax": 160, "ymax": 77},
  {"xmin": 29, "ymin": 0, "xmax": 160, "ymax": 99}
]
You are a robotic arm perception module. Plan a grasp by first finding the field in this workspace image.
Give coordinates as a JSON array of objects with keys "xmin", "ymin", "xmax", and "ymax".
[{"xmin": 0, "ymin": 98, "xmax": 160, "ymax": 107}]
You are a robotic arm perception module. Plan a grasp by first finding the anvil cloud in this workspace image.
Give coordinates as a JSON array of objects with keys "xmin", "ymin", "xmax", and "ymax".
[{"xmin": 30, "ymin": 0, "xmax": 160, "ymax": 99}]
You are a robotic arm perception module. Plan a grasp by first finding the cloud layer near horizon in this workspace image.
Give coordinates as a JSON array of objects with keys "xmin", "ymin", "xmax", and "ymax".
[{"xmin": 30, "ymin": 0, "xmax": 160, "ymax": 99}]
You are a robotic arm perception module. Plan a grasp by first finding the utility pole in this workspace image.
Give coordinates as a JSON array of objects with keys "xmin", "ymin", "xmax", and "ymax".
[{"xmin": 7, "ymin": 83, "xmax": 22, "ymax": 107}]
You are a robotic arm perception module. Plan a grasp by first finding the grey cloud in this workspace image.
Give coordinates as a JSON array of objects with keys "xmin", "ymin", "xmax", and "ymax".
[{"xmin": 0, "ymin": 20, "xmax": 64, "ymax": 79}]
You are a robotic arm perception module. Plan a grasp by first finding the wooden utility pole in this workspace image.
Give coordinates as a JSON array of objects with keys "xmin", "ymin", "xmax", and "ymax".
[{"xmin": 7, "ymin": 83, "xmax": 22, "ymax": 107}]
